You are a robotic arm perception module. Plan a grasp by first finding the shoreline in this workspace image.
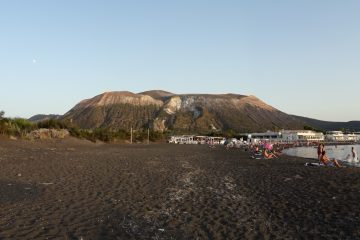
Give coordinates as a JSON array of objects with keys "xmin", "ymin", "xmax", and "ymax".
[{"xmin": 283, "ymin": 143, "xmax": 360, "ymax": 167}]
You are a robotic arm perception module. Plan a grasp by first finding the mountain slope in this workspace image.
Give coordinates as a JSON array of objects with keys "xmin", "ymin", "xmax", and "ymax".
[
  {"xmin": 28, "ymin": 114, "xmax": 61, "ymax": 122},
  {"xmin": 63, "ymin": 92, "xmax": 162, "ymax": 129},
  {"xmin": 292, "ymin": 115, "xmax": 360, "ymax": 132},
  {"xmin": 139, "ymin": 90, "xmax": 175, "ymax": 101},
  {"xmin": 157, "ymin": 94, "xmax": 304, "ymax": 132},
  {"xmin": 62, "ymin": 90, "xmax": 305, "ymax": 133}
]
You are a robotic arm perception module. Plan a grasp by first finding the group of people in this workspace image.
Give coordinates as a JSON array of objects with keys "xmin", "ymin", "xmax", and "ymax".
[
  {"xmin": 248, "ymin": 142, "xmax": 357, "ymax": 167},
  {"xmin": 317, "ymin": 143, "xmax": 359, "ymax": 168},
  {"xmin": 251, "ymin": 144, "xmax": 282, "ymax": 159},
  {"xmin": 317, "ymin": 143, "xmax": 342, "ymax": 168}
]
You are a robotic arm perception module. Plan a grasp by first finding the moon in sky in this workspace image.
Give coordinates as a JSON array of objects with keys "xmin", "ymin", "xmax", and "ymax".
[{"xmin": 32, "ymin": 59, "xmax": 37, "ymax": 64}]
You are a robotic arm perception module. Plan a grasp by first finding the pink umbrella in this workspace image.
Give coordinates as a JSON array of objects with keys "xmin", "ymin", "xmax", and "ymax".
[{"xmin": 264, "ymin": 143, "xmax": 273, "ymax": 150}]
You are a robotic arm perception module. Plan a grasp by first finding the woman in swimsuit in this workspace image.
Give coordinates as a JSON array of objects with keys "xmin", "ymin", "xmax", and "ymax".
[
  {"xmin": 263, "ymin": 149, "xmax": 276, "ymax": 159},
  {"xmin": 317, "ymin": 143, "xmax": 324, "ymax": 163},
  {"xmin": 320, "ymin": 150, "xmax": 342, "ymax": 168}
]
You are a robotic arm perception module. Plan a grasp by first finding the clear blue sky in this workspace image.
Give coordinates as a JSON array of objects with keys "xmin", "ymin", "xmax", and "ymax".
[{"xmin": 1, "ymin": 0, "xmax": 359, "ymax": 121}]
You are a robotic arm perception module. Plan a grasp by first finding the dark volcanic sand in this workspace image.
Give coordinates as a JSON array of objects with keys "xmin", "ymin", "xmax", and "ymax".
[{"xmin": 0, "ymin": 138, "xmax": 359, "ymax": 240}]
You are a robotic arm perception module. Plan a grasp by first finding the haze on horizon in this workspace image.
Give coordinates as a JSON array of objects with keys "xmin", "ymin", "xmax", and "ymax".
[{"xmin": 1, "ymin": 1, "xmax": 359, "ymax": 122}]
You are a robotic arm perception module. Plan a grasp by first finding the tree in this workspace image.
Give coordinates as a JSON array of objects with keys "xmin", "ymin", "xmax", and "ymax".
[
  {"xmin": 304, "ymin": 125, "xmax": 323, "ymax": 133},
  {"xmin": 0, "ymin": 111, "xmax": 4, "ymax": 119}
]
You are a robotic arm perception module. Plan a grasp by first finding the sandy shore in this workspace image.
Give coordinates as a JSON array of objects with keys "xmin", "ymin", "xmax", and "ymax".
[{"xmin": 0, "ymin": 137, "xmax": 359, "ymax": 239}]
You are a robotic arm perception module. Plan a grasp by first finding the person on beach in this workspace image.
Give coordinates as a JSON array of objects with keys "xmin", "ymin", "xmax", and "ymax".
[
  {"xmin": 351, "ymin": 147, "xmax": 357, "ymax": 161},
  {"xmin": 320, "ymin": 150, "xmax": 342, "ymax": 168},
  {"xmin": 254, "ymin": 146, "xmax": 261, "ymax": 154},
  {"xmin": 271, "ymin": 146, "xmax": 282, "ymax": 156},
  {"xmin": 317, "ymin": 143, "xmax": 324, "ymax": 163},
  {"xmin": 263, "ymin": 149, "xmax": 276, "ymax": 159}
]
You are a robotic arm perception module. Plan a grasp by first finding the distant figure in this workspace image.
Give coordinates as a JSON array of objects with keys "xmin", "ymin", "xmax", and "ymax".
[
  {"xmin": 317, "ymin": 143, "xmax": 324, "ymax": 163},
  {"xmin": 272, "ymin": 148, "xmax": 282, "ymax": 156},
  {"xmin": 351, "ymin": 147, "xmax": 358, "ymax": 162},
  {"xmin": 320, "ymin": 150, "xmax": 342, "ymax": 168},
  {"xmin": 263, "ymin": 149, "xmax": 276, "ymax": 159}
]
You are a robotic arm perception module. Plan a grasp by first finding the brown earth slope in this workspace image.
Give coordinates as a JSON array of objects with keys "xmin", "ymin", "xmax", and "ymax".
[{"xmin": 61, "ymin": 91, "xmax": 305, "ymax": 132}]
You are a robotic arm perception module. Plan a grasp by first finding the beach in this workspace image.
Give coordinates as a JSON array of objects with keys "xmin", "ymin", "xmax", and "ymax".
[{"xmin": 0, "ymin": 138, "xmax": 359, "ymax": 239}]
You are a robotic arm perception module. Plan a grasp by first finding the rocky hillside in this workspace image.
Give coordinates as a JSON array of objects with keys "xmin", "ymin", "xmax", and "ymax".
[
  {"xmin": 292, "ymin": 115, "xmax": 360, "ymax": 132},
  {"xmin": 138, "ymin": 90, "xmax": 174, "ymax": 100},
  {"xmin": 28, "ymin": 114, "xmax": 61, "ymax": 122},
  {"xmin": 61, "ymin": 90, "xmax": 305, "ymax": 133}
]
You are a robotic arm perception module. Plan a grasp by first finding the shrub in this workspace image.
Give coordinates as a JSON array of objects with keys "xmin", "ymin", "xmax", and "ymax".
[
  {"xmin": 0, "ymin": 110, "xmax": 167, "ymax": 143},
  {"xmin": 37, "ymin": 119, "xmax": 71, "ymax": 129}
]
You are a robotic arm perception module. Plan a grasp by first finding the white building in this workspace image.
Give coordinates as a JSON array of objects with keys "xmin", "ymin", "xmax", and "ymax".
[
  {"xmin": 192, "ymin": 135, "xmax": 226, "ymax": 144},
  {"xmin": 354, "ymin": 132, "xmax": 360, "ymax": 142},
  {"xmin": 168, "ymin": 135, "xmax": 226, "ymax": 145},
  {"xmin": 325, "ymin": 131, "xmax": 360, "ymax": 142},
  {"xmin": 280, "ymin": 130, "xmax": 324, "ymax": 142},
  {"xmin": 168, "ymin": 135, "xmax": 197, "ymax": 144},
  {"xmin": 344, "ymin": 133, "xmax": 358, "ymax": 142},
  {"xmin": 246, "ymin": 130, "xmax": 324, "ymax": 143},
  {"xmin": 247, "ymin": 131, "xmax": 282, "ymax": 143},
  {"xmin": 325, "ymin": 131, "xmax": 344, "ymax": 141}
]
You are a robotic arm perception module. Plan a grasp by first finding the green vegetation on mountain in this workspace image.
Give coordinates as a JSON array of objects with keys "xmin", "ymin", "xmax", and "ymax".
[
  {"xmin": 1, "ymin": 111, "xmax": 165, "ymax": 143},
  {"xmin": 293, "ymin": 115, "xmax": 360, "ymax": 132},
  {"xmin": 0, "ymin": 113, "xmax": 36, "ymax": 137},
  {"xmin": 28, "ymin": 114, "xmax": 61, "ymax": 122}
]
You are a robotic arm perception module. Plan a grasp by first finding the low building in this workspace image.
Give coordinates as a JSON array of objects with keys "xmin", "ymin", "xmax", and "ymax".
[
  {"xmin": 247, "ymin": 131, "xmax": 282, "ymax": 143},
  {"xmin": 168, "ymin": 135, "xmax": 197, "ymax": 144},
  {"xmin": 168, "ymin": 135, "xmax": 226, "ymax": 145},
  {"xmin": 354, "ymin": 132, "xmax": 360, "ymax": 142},
  {"xmin": 325, "ymin": 131, "xmax": 344, "ymax": 141},
  {"xmin": 281, "ymin": 130, "xmax": 324, "ymax": 142},
  {"xmin": 324, "ymin": 131, "xmax": 359, "ymax": 142},
  {"xmin": 247, "ymin": 130, "xmax": 324, "ymax": 143},
  {"xmin": 344, "ymin": 133, "xmax": 358, "ymax": 142}
]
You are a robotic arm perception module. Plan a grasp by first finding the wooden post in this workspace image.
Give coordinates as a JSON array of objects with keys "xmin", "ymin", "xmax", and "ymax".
[
  {"xmin": 130, "ymin": 126, "xmax": 133, "ymax": 144},
  {"xmin": 147, "ymin": 128, "xmax": 150, "ymax": 145}
]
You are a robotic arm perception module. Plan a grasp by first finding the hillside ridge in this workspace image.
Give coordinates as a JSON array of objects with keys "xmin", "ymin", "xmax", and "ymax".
[{"xmin": 61, "ymin": 90, "xmax": 304, "ymax": 132}]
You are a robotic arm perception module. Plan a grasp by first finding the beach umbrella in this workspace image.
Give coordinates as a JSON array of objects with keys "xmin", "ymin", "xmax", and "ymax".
[{"xmin": 264, "ymin": 143, "xmax": 273, "ymax": 150}]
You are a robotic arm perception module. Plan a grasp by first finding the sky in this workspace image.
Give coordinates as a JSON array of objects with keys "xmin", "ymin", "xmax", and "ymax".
[{"xmin": 0, "ymin": 0, "xmax": 359, "ymax": 121}]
